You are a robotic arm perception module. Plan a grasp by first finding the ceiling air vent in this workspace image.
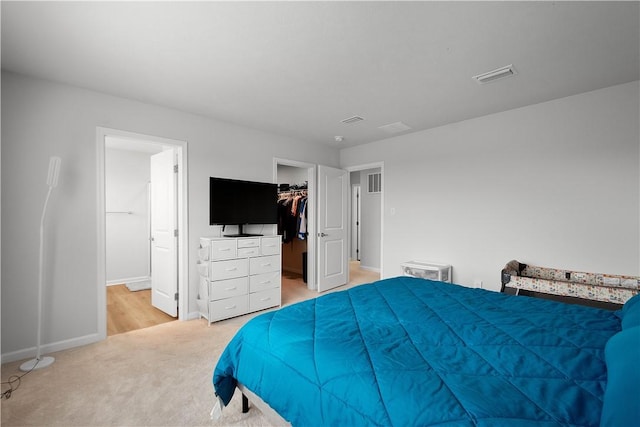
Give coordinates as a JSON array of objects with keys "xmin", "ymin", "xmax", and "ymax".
[
  {"xmin": 341, "ymin": 115, "xmax": 364, "ymax": 124},
  {"xmin": 472, "ymin": 64, "xmax": 517, "ymax": 84},
  {"xmin": 378, "ymin": 121, "xmax": 411, "ymax": 134}
]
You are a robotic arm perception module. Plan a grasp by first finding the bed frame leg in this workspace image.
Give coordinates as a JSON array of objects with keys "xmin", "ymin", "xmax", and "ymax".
[{"xmin": 242, "ymin": 393, "xmax": 249, "ymax": 413}]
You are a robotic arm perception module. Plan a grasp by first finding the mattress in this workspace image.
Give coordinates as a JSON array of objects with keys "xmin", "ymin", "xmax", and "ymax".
[{"xmin": 213, "ymin": 276, "xmax": 622, "ymax": 426}]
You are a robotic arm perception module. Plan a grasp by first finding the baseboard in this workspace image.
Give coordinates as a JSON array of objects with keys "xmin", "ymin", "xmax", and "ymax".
[
  {"xmin": 359, "ymin": 265, "xmax": 380, "ymax": 273},
  {"xmin": 185, "ymin": 311, "xmax": 202, "ymax": 321},
  {"xmin": 106, "ymin": 275, "xmax": 150, "ymax": 286},
  {"xmin": 1, "ymin": 332, "xmax": 102, "ymax": 364}
]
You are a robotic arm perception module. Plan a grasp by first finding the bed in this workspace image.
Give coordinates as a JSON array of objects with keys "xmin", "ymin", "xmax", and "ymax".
[{"xmin": 213, "ymin": 276, "xmax": 640, "ymax": 426}]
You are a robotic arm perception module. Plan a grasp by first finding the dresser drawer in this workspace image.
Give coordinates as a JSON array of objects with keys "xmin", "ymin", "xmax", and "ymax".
[
  {"xmin": 209, "ymin": 295, "xmax": 248, "ymax": 322},
  {"xmin": 250, "ymin": 271, "xmax": 281, "ymax": 293},
  {"xmin": 237, "ymin": 238, "xmax": 260, "ymax": 248},
  {"xmin": 249, "ymin": 287, "xmax": 281, "ymax": 312},
  {"xmin": 260, "ymin": 236, "xmax": 281, "ymax": 255},
  {"xmin": 210, "ymin": 277, "xmax": 248, "ymax": 301},
  {"xmin": 210, "ymin": 258, "xmax": 248, "ymax": 280},
  {"xmin": 250, "ymin": 255, "xmax": 280, "ymax": 275},
  {"xmin": 210, "ymin": 239, "xmax": 237, "ymax": 260},
  {"xmin": 238, "ymin": 246, "xmax": 260, "ymax": 257},
  {"xmin": 198, "ymin": 235, "xmax": 282, "ymax": 325}
]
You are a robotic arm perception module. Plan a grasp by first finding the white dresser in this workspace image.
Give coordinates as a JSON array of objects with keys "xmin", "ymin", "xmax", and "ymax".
[{"xmin": 197, "ymin": 235, "xmax": 281, "ymax": 324}]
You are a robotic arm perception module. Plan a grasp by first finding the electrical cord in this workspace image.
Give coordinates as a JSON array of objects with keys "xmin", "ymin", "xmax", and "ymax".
[{"xmin": 1, "ymin": 359, "xmax": 39, "ymax": 400}]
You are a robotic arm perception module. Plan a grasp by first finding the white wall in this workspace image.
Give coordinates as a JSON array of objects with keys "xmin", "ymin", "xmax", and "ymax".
[
  {"xmin": 341, "ymin": 81, "xmax": 640, "ymax": 290},
  {"xmin": 105, "ymin": 148, "xmax": 152, "ymax": 283},
  {"xmin": 1, "ymin": 71, "xmax": 340, "ymax": 360},
  {"xmin": 277, "ymin": 165, "xmax": 308, "ymax": 188}
]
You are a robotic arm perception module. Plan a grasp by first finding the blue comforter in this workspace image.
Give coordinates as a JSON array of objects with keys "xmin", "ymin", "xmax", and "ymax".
[{"xmin": 213, "ymin": 277, "xmax": 621, "ymax": 426}]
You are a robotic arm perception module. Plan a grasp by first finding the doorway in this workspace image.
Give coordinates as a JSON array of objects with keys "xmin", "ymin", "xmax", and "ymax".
[
  {"xmin": 351, "ymin": 184, "xmax": 361, "ymax": 261},
  {"xmin": 104, "ymin": 139, "xmax": 176, "ymax": 335},
  {"xmin": 97, "ymin": 128, "xmax": 188, "ymax": 340},
  {"xmin": 347, "ymin": 163, "xmax": 384, "ymax": 278},
  {"xmin": 275, "ymin": 159, "xmax": 373, "ymax": 294},
  {"xmin": 275, "ymin": 159, "xmax": 316, "ymax": 296}
]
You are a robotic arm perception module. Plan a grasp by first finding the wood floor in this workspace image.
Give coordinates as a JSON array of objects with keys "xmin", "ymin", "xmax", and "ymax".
[
  {"xmin": 107, "ymin": 285, "xmax": 176, "ymax": 336},
  {"xmin": 281, "ymin": 260, "xmax": 380, "ymax": 305},
  {"xmin": 107, "ymin": 261, "xmax": 379, "ymax": 336}
]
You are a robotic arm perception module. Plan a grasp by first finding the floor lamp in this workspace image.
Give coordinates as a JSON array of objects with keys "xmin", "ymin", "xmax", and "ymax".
[{"xmin": 20, "ymin": 156, "xmax": 61, "ymax": 372}]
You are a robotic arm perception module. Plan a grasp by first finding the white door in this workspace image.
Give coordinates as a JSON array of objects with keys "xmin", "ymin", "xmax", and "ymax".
[
  {"xmin": 317, "ymin": 165, "xmax": 349, "ymax": 292},
  {"xmin": 150, "ymin": 149, "xmax": 178, "ymax": 317},
  {"xmin": 351, "ymin": 185, "xmax": 361, "ymax": 261}
]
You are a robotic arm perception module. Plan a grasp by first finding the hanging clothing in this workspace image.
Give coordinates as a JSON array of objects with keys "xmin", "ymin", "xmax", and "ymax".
[
  {"xmin": 278, "ymin": 197, "xmax": 297, "ymax": 243},
  {"xmin": 277, "ymin": 190, "xmax": 308, "ymax": 243},
  {"xmin": 297, "ymin": 198, "xmax": 307, "ymax": 240}
]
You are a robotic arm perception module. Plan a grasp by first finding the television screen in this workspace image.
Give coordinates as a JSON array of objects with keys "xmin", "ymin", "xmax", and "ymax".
[{"xmin": 209, "ymin": 177, "xmax": 278, "ymax": 229}]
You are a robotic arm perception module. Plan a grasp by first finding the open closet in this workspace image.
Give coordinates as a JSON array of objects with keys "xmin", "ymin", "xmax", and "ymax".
[
  {"xmin": 275, "ymin": 160, "xmax": 379, "ymax": 297},
  {"xmin": 277, "ymin": 165, "xmax": 310, "ymax": 288}
]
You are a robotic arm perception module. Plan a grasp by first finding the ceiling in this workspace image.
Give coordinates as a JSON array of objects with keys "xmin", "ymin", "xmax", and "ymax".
[{"xmin": 2, "ymin": 1, "xmax": 638, "ymax": 148}]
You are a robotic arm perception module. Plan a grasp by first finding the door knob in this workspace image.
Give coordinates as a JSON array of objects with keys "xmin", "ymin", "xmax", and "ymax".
[{"xmin": 319, "ymin": 232, "xmax": 328, "ymax": 237}]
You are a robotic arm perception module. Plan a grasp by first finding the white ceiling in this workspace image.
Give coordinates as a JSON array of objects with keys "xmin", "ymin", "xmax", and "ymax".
[{"xmin": 2, "ymin": 1, "xmax": 638, "ymax": 148}]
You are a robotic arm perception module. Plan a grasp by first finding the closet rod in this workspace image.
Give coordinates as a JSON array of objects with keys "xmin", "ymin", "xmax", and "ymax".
[
  {"xmin": 278, "ymin": 190, "xmax": 307, "ymax": 196},
  {"xmin": 106, "ymin": 211, "xmax": 133, "ymax": 214}
]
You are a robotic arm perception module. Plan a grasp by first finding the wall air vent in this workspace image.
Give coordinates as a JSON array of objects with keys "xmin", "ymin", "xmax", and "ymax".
[
  {"xmin": 367, "ymin": 172, "xmax": 382, "ymax": 194},
  {"xmin": 341, "ymin": 116, "xmax": 364, "ymax": 124},
  {"xmin": 472, "ymin": 64, "xmax": 517, "ymax": 84}
]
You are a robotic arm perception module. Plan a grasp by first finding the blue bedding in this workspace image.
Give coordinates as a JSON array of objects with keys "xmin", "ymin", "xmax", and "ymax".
[{"xmin": 213, "ymin": 277, "xmax": 622, "ymax": 426}]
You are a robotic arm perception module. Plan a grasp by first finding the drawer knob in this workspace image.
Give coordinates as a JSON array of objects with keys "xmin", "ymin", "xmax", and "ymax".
[
  {"xmin": 226, "ymin": 267, "xmax": 237, "ymax": 271},
  {"xmin": 225, "ymin": 305, "xmax": 237, "ymax": 310},
  {"xmin": 260, "ymin": 297, "xmax": 271, "ymax": 301},
  {"xmin": 225, "ymin": 286, "xmax": 237, "ymax": 291}
]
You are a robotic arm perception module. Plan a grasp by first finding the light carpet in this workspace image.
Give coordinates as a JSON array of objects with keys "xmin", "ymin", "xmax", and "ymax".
[
  {"xmin": 1, "ymin": 314, "xmax": 273, "ymax": 426},
  {"xmin": 2, "ymin": 264, "xmax": 379, "ymax": 426}
]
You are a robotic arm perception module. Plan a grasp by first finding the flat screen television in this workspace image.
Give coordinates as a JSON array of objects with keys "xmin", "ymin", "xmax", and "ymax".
[{"xmin": 209, "ymin": 177, "xmax": 278, "ymax": 237}]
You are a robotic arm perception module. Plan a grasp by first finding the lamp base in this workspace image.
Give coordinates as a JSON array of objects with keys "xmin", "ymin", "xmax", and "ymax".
[{"xmin": 20, "ymin": 356, "xmax": 55, "ymax": 372}]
